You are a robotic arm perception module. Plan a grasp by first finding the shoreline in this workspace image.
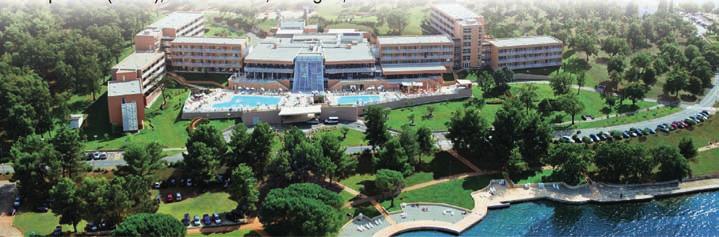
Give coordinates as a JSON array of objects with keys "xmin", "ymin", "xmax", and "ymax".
[{"xmin": 360, "ymin": 177, "xmax": 719, "ymax": 237}]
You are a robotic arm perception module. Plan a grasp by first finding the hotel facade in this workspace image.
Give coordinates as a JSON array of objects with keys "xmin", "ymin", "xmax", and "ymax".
[{"xmin": 106, "ymin": 4, "xmax": 563, "ymax": 131}]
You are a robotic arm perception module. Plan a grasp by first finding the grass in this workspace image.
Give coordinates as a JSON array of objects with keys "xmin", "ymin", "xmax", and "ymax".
[
  {"xmin": 82, "ymin": 89, "xmax": 236, "ymax": 150},
  {"xmin": 574, "ymin": 106, "xmax": 681, "ymax": 129},
  {"xmin": 311, "ymin": 127, "xmax": 367, "ymax": 147},
  {"xmin": 379, "ymin": 174, "xmax": 499, "ymax": 212},
  {"xmin": 690, "ymin": 149, "xmax": 719, "ymax": 177},
  {"xmin": 177, "ymin": 73, "xmax": 231, "ymax": 87},
  {"xmin": 513, "ymin": 169, "xmax": 554, "ymax": 185},
  {"xmin": 157, "ymin": 192, "xmax": 237, "ymax": 221},
  {"xmin": 631, "ymin": 115, "xmax": 719, "ymax": 150},
  {"xmin": 13, "ymin": 212, "xmax": 88, "ymax": 235},
  {"xmin": 339, "ymin": 151, "xmax": 472, "ymax": 194},
  {"xmin": 386, "ymin": 84, "xmax": 656, "ymax": 132}
]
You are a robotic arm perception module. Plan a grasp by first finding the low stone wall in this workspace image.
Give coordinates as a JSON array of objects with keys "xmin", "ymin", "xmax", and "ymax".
[
  {"xmin": 181, "ymin": 111, "xmax": 243, "ymax": 120},
  {"xmin": 357, "ymin": 88, "xmax": 473, "ymax": 114}
]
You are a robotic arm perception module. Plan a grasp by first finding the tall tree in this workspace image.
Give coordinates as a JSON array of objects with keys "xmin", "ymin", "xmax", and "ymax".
[
  {"xmin": 652, "ymin": 145, "xmax": 691, "ymax": 181},
  {"xmin": 364, "ymin": 105, "xmax": 390, "ymax": 150},
  {"xmin": 519, "ymin": 112, "xmax": 553, "ymax": 168},
  {"xmin": 118, "ymin": 142, "xmax": 164, "ymax": 180},
  {"xmin": 678, "ymin": 137, "xmax": 698, "ymax": 159},
  {"xmin": 601, "ymin": 37, "xmax": 630, "ymax": 56},
  {"xmin": 317, "ymin": 133, "xmax": 356, "ymax": 182},
  {"xmin": 375, "ymin": 138, "xmax": 413, "ymax": 176},
  {"xmin": 227, "ymin": 124, "xmax": 251, "ymax": 172},
  {"xmin": 517, "ymin": 84, "xmax": 538, "ymax": 113},
  {"xmin": 259, "ymin": 183, "xmax": 343, "ymax": 236},
  {"xmin": 416, "ymin": 126, "xmax": 434, "ymax": 154},
  {"xmin": 664, "ymin": 69, "xmax": 688, "ymax": 96},
  {"xmin": 688, "ymin": 56, "xmax": 714, "ymax": 88},
  {"xmin": 446, "ymin": 109, "xmax": 491, "ymax": 157},
  {"xmin": 49, "ymin": 178, "xmax": 82, "ymax": 233},
  {"xmin": 247, "ymin": 122, "xmax": 274, "ymax": 177},
  {"xmin": 492, "ymin": 99, "xmax": 528, "ymax": 168},
  {"xmin": 622, "ymin": 83, "xmax": 647, "ymax": 105},
  {"xmin": 374, "ymin": 169, "xmax": 405, "ymax": 207},
  {"xmin": 594, "ymin": 142, "xmax": 655, "ymax": 183},
  {"xmin": 52, "ymin": 126, "xmax": 88, "ymax": 179},
  {"xmin": 398, "ymin": 125, "xmax": 421, "ymax": 166},
  {"xmin": 544, "ymin": 144, "xmax": 593, "ymax": 185},
  {"xmin": 10, "ymin": 134, "xmax": 61, "ymax": 204},
  {"xmin": 549, "ymin": 70, "xmax": 575, "ymax": 95},
  {"xmin": 228, "ymin": 164, "xmax": 259, "ymax": 218},
  {"xmin": 571, "ymin": 33, "xmax": 598, "ymax": 61},
  {"xmin": 558, "ymin": 94, "xmax": 584, "ymax": 125}
]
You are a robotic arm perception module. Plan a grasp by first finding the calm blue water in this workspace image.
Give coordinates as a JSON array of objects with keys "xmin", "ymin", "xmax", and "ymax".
[
  {"xmin": 212, "ymin": 95, "xmax": 281, "ymax": 109},
  {"xmin": 336, "ymin": 95, "xmax": 381, "ymax": 105},
  {"xmin": 397, "ymin": 191, "xmax": 719, "ymax": 237}
]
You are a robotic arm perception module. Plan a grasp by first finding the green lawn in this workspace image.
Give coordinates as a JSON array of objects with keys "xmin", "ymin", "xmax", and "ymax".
[
  {"xmin": 386, "ymin": 84, "xmax": 656, "ymax": 132},
  {"xmin": 512, "ymin": 169, "xmax": 554, "ymax": 185},
  {"xmin": 379, "ymin": 174, "xmax": 499, "ymax": 212},
  {"xmin": 157, "ymin": 192, "xmax": 237, "ymax": 221},
  {"xmin": 177, "ymin": 73, "xmax": 231, "ymax": 87},
  {"xmin": 574, "ymin": 106, "xmax": 681, "ymax": 129},
  {"xmin": 82, "ymin": 89, "xmax": 235, "ymax": 150},
  {"xmin": 339, "ymin": 151, "xmax": 472, "ymax": 194},
  {"xmin": 13, "ymin": 212, "xmax": 87, "ymax": 235},
  {"xmin": 690, "ymin": 149, "xmax": 719, "ymax": 176},
  {"xmin": 312, "ymin": 127, "xmax": 367, "ymax": 147}
]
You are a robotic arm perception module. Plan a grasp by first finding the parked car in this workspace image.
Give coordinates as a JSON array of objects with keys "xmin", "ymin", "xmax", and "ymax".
[
  {"xmin": 684, "ymin": 118, "xmax": 697, "ymax": 126},
  {"xmin": 701, "ymin": 110, "xmax": 710, "ymax": 117},
  {"xmin": 35, "ymin": 202, "xmax": 49, "ymax": 212},
  {"xmin": 622, "ymin": 131, "xmax": 631, "ymax": 139},
  {"xmin": 572, "ymin": 135, "xmax": 582, "ymax": 143},
  {"xmin": 98, "ymin": 152, "xmax": 108, "ymax": 160},
  {"xmin": 85, "ymin": 222, "xmax": 99, "ymax": 232},
  {"xmin": 166, "ymin": 193, "xmax": 174, "ymax": 203},
  {"xmin": 51, "ymin": 226, "xmax": 62, "ymax": 237},
  {"xmin": 588, "ymin": 134, "xmax": 598, "ymax": 142},
  {"xmin": 213, "ymin": 213, "xmax": 222, "ymax": 224},
  {"xmin": 182, "ymin": 213, "xmax": 191, "ymax": 226},
  {"xmin": 92, "ymin": 152, "xmax": 101, "ymax": 160},
  {"xmin": 202, "ymin": 214, "xmax": 212, "ymax": 225},
  {"xmin": 175, "ymin": 192, "xmax": 182, "ymax": 201},
  {"xmin": 306, "ymin": 118, "xmax": 320, "ymax": 124},
  {"xmin": 86, "ymin": 153, "xmax": 94, "ymax": 161},
  {"xmin": 186, "ymin": 178, "xmax": 193, "ymax": 187},
  {"xmin": 13, "ymin": 197, "xmax": 21, "ymax": 208},
  {"xmin": 644, "ymin": 128, "xmax": 655, "ymax": 135},
  {"xmin": 324, "ymin": 116, "xmax": 339, "ymax": 124},
  {"xmin": 193, "ymin": 215, "xmax": 201, "ymax": 226},
  {"xmin": 581, "ymin": 136, "xmax": 593, "ymax": 144},
  {"xmin": 168, "ymin": 178, "xmax": 177, "ymax": 186},
  {"xmin": 152, "ymin": 182, "xmax": 161, "ymax": 189}
]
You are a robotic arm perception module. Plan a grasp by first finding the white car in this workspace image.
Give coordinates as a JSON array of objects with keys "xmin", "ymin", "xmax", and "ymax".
[
  {"xmin": 175, "ymin": 192, "xmax": 182, "ymax": 201},
  {"xmin": 186, "ymin": 178, "xmax": 193, "ymax": 187},
  {"xmin": 324, "ymin": 116, "xmax": 339, "ymax": 124}
]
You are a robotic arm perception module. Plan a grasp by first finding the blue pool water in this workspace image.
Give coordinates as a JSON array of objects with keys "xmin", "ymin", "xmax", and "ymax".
[
  {"xmin": 397, "ymin": 191, "xmax": 719, "ymax": 236},
  {"xmin": 336, "ymin": 95, "xmax": 381, "ymax": 105},
  {"xmin": 212, "ymin": 95, "xmax": 281, "ymax": 109}
]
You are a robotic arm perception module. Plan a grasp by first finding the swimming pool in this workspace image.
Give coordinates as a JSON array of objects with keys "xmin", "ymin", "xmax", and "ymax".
[
  {"xmin": 212, "ymin": 95, "xmax": 281, "ymax": 109},
  {"xmin": 336, "ymin": 95, "xmax": 381, "ymax": 105}
]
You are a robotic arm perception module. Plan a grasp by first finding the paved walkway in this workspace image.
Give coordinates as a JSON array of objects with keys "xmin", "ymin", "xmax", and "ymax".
[
  {"xmin": 0, "ymin": 181, "xmax": 21, "ymax": 237},
  {"xmin": 185, "ymin": 217, "xmax": 267, "ymax": 236},
  {"xmin": 445, "ymin": 149, "xmax": 481, "ymax": 173}
]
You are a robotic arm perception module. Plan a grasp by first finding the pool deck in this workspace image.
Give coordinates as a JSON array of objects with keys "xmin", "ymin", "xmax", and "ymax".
[{"xmin": 356, "ymin": 177, "xmax": 719, "ymax": 237}]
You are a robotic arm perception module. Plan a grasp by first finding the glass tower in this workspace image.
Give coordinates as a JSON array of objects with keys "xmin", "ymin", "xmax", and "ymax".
[{"xmin": 292, "ymin": 53, "xmax": 325, "ymax": 92}]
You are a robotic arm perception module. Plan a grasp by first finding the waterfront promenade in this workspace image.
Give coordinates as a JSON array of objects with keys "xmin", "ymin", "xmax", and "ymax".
[{"xmin": 359, "ymin": 177, "xmax": 719, "ymax": 237}]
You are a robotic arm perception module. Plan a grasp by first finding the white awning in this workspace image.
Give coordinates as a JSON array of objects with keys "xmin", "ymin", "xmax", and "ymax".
[
  {"xmin": 278, "ymin": 105, "xmax": 322, "ymax": 116},
  {"xmin": 456, "ymin": 79, "xmax": 472, "ymax": 86}
]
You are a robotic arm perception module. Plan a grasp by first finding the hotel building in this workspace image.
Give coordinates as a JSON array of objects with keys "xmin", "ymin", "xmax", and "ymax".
[
  {"xmin": 376, "ymin": 35, "xmax": 454, "ymax": 80},
  {"xmin": 111, "ymin": 52, "xmax": 167, "ymax": 102},
  {"xmin": 134, "ymin": 12, "xmax": 205, "ymax": 51},
  {"xmin": 167, "ymin": 37, "xmax": 248, "ymax": 73},
  {"xmin": 429, "ymin": 3, "xmax": 486, "ymax": 69},
  {"xmin": 487, "ymin": 36, "xmax": 563, "ymax": 70},
  {"xmin": 107, "ymin": 80, "xmax": 145, "ymax": 131}
]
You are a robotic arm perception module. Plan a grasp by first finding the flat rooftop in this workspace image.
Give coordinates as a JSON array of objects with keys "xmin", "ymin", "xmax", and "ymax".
[
  {"xmin": 245, "ymin": 42, "xmax": 374, "ymax": 64},
  {"xmin": 149, "ymin": 12, "xmax": 203, "ymax": 29},
  {"xmin": 489, "ymin": 36, "xmax": 563, "ymax": 48},
  {"xmin": 377, "ymin": 35, "xmax": 452, "ymax": 45},
  {"xmin": 108, "ymin": 80, "xmax": 142, "ymax": 97},
  {"xmin": 279, "ymin": 20, "xmax": 305, "ymax": 30},
  {"xmin": 433, "ymin": 3, "xmax": 479, "ymax": 20},
  {"xmin": 113, "ymin": 52, "xmax": 165, "ymax": 70},
  {"xmin": 381, "ymin": 64, "xmax": 448, "ymax": 74},
  {"xmin": 172, "ymin": 37, "xmax": 247, "ymax": 45}
]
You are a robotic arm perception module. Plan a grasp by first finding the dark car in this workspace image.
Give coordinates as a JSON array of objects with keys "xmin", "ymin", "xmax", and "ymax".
[
  {"xmin": 85, "ymin": 222, "xmax": 99, "ymax": 232},
  {"xmin": 213, "ymin": 213, "xmax": 222, "ymax": 224},
  {"xmin": 622, "ymin": 131, "xmax": 631, "ymax": 139},
  {"xmin": 572, "ymin": 135, "xmax": 582, "ymax": 143},
  {"xmin": 182, "ymin": 213, "xmax": 191, "ymax": 226},
  {"xmin": 98, "ymin": 152, "xmax": 107, "ymax": 160},
  {"xmin": 589, "ymin": 134, "xmax": 600, "ymax": 142},
  {"xmin": 51, "ymin": 226, "xmax": 62, "ymax": 237},
  {"xmin": 13, "ymin": 196, "xmax": 20, "ymax": 208},
  {"xmin": 35, "ymin": 202, "xmax": 49, "ymax": 212},
  {"xmin": 168, "ymin": 178, "xmax": 177, "ymax": 186},
  {"xmin": 202, "ymin": 214, "xmax": 212, "ymax": 225},
  {"xmin": 166, "ymin": 193, "xmax": 174, "ymax": 203}
]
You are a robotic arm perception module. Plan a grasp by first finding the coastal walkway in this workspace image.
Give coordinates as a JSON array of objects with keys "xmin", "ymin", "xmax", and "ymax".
[{"xmin": 353, "ymin": 177, "xmax": 719, "ymax": 237}]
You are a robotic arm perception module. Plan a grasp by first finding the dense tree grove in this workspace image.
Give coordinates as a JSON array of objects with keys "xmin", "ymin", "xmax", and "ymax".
[{"xmin": 259, "ymin": 183, "xmax": 344, "ymax": 236}]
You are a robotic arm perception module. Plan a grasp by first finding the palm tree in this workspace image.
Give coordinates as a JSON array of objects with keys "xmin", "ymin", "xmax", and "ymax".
[{"xmin": 518, "ymin": 84, "xmax": 538, "ymax": 114}]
